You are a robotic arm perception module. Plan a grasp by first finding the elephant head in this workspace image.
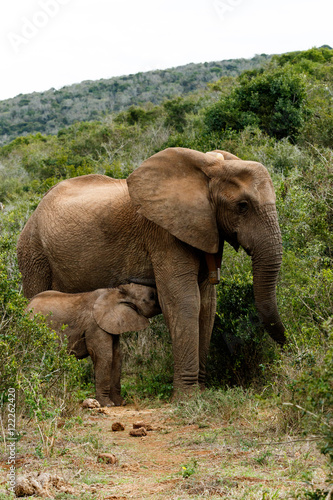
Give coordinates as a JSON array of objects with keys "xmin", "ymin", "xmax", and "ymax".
[
  {"xmin": 93, "ymin": 283, "xmax": 160, "ymax": 335},
  {"xmin": 127, "ymin": 147, "xmax": 285, "ymax": 345}
]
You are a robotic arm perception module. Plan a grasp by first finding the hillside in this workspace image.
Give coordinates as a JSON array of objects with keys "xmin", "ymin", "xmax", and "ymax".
[{"xmin": 0, "ymin": 54, "xmax": 271, "ymax": 145}]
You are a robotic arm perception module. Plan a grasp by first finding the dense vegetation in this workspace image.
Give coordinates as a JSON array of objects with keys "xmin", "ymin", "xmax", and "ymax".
[
  {"xmin": 0, "ymin": 55, "xmax": 271, "ymax": 146},
  {"xmin": 0, "ymin": 47, "xmax": 332, "ymax": 484}
]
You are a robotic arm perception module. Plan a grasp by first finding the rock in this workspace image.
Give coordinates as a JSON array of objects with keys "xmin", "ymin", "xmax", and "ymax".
[
  {"xmin": 129, "ymin": 427, "xmax": 147, "ymax": 437},
  {"xmin": 112, "ymin": 422, "xmax": 125, "ymax": 431},
  {"xmin": 81, "ymin": 398, "xmax": 101, "ymax": 408},
  {"xmin": 97, "ymin": 453, "xmax": 117, "ymax": 464}
]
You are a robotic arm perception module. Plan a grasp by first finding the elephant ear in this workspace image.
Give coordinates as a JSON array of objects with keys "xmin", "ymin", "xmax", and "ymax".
[
  {"xmin": 93, "ymin": 290, "xmax": 150, "ymax": 335},
  {"xmin": 127, "ymin": 147, "xmax": 220, "ymax": 253}
]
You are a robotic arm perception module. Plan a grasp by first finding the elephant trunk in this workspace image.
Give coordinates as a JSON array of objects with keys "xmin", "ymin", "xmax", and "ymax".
[{"xmin": 250, "ymin": 211, "xmax": 286, "ymax": 346}]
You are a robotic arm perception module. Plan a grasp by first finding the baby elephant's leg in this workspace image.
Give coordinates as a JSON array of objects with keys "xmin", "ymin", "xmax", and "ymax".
[
  {"xmin": 86, "ymin": 330, "xmax": 115, "ymax": 407},
  {"xmin": 109, "ymin": 335, "xmax": 125, "ymax": 406}
]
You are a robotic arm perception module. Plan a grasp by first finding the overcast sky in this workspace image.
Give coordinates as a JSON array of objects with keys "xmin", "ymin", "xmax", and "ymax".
[{"xmin": 1, "ymin": 0, "xmax": 332, "ymax": 101}]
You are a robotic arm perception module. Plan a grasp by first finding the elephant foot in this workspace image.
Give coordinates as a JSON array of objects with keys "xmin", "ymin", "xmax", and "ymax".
[
  {"xmin": 109, "ymin": 393, "xmax": 126, "ymax": 407},
  {"xmin": 113, "ymin": 399, "xmax": 126, "ymax": 407},
  {"xmin": 96, "ymin": 396, "xmax": 115, "ymax": 407},
  {"xmin": 171, "ymin": 384, "xmax": 200, "ymax": 402}
]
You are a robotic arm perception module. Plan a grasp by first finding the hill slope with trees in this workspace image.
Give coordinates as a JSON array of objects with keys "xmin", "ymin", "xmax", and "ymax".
[{"xmin": 0, "ymin": 54, "xmax": 271, "ymax": 145}]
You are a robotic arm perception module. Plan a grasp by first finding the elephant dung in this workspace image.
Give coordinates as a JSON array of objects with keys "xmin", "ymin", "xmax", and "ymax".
[
  {"xmin": 133, "ymin": 421, "xmax": 153, "ymax": 431},
  {"xmin": 15, "ymin": 473, "xmax": 74, "ymax": 497},
  {"xmin": 111, "ymin": 422, "xmax": 125, "ymax": 432},
  {"xmin": 97, "ymin": 453, "xmax": 117, "ymax": 465},
  {"xmin": 129, "ymin": 427, "xmax": 147, "ymax": 437},
  {"xmin": 81, "ymin": 398, "xmax": 101, "ymax": 409},
  {"xmin": 14, "ymin": 476, "xmax": 35, "ymax": 497}
]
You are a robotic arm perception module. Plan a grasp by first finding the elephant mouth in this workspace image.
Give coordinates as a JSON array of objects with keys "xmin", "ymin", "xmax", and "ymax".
[
  {"xmin": 226, "ymin": 233, "xmax": 241, "ymax": 253},
  {"xmin": 228, "ymin": 232, "xmax": 254, "ymax": 256}
]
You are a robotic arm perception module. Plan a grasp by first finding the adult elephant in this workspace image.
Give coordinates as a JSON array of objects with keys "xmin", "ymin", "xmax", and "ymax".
[{"xmin": 17, "ymin": 147, "xmax": 285, "ymax": 393}]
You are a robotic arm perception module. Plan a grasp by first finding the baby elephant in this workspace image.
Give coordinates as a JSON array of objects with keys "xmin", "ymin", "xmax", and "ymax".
[{"xmin": 27, "ymin": 284, "xmax": 160, "ymax": 407}]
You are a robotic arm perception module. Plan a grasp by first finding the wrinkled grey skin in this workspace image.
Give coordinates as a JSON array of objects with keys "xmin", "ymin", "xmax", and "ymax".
[
  {"xmin": 27, "ymin": 284, "xmax": 160, "ymax": 406},
  {"xmin": 18, "ymin": 147, "xmax": 285, "ymax": 396}
]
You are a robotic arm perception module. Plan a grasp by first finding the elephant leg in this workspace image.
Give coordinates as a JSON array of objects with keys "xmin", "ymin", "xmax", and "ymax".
[
  {"xmin": 69, "ymin": 338, "xmax": 89, "ymax": 359},
  {"xmin": 86, "ymin": 333, "xmax": 115, "ymax": 407},
  {"xmin": 109, "ymin": 335, "xmax": 125, "ymax": 406},
  {"xmin": 167, "ymin": 294, "xmax": 200, "ymax": 393},
  {"xmin": 154, "ymin": 265, "xmax": 201, "ymax": 394},
  {"xmin": 198, "ymin": 278, "xmax": 216, "ymax": 388},
  {"xmin": 64, "ymin": 327, "xmax": 89, "ymax": 359}
]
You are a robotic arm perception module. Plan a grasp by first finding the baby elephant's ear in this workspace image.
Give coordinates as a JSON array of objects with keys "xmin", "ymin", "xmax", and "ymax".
[{"xmin": 93, "ymin": 290, "xmax": 150, "ymax": 335}]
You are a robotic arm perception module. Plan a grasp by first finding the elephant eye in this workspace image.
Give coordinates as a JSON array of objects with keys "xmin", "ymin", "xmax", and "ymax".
[{"xmin": 238, "ymin": 201, "xmax": 249, "ymax": 214}]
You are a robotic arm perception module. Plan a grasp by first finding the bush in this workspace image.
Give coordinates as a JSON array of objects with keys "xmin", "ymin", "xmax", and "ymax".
[
  {"xmin": 276, "ymin": 149, "xmax": 333, "ymax": 262},
  {"xmin": 163, "ymin": 97, "xmax": 198, "ymax": 133},
  {"xmin": 120, "ymin": 315, "xmax": 174, "ymax": 401},
  {"xmin": 204, "ymin": 66, "xmax": 308, "ymax": 140},
  {"xmin": 296, "ymin": 318, "xmax": 333, "ymax": 461},
  {"xmin": 207, "ymin": 254, "xmax": 279, "ymax": 388},
  {"xmin": 114, "ymin": 105, "xmax": 161, "ymax": 127},
  {"xmin": 0, "ymin": 263, "xmax": 87, "ymax": 417},
  {"xmin": 0, "ymin": 205, "xmax": 91, "ymax": 451}
]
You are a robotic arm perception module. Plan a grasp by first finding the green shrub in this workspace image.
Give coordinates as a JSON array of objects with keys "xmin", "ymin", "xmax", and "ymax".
[
  {"xmin": 204, "ymin": 96, "xmax": 259, "ymax": 135},
  {"xmin": 297, "ymin": 318, "xmax": 333, "ymax": 461},
  {"xmin": 273, "ymin": 47, "xmax": 333, "ymax": 69},
  {"xmin": 163, "ymin": 97, "xmax": 199, "ymax": 132},
  {"xmin": 269, "ymin": 319, "xmax": 333, "ymax": 467},
  {"xmin": 207, "ymin": 258, "xmax": 279, "ymax": 388},
  {"xmin": 120, "ymin": 315, "xmax": 174, "ymax": 401},
  {"xmin": 114, "ymin": 104, "xmax": 161, "ymax": 127},
  {"xmin": 0, "ymin": 263, "xmax": 87, "ymax": 417},
  {"xmin": 0, "ymin": 205, "xmax": 90, "ymax": 424},
  {"xmin": 204, "ymin": 66, "xmax": 308, "ymax": 140}
]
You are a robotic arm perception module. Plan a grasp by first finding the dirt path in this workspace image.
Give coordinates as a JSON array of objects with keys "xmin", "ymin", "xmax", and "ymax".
[
  {"xmin": 89, "ymin": 405, "xmax": 192, "ymax": 499},
  {"xmin": 0, "ymin": 403, "xmax": 329, "ymax": 499}
]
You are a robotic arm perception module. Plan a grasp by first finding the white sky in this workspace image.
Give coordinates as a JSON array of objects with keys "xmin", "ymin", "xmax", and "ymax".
[{"xmin": 1, "ymin": 0, "xmax": 332, "ymax": 101}]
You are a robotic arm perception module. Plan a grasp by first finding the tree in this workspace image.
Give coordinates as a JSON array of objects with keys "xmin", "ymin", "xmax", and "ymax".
[
  {"xmin": 163, "ymin": 97, "xmax": 197, "ymax": 133},
  {"xmin": 205, "ymin": 67, "xmax": 308, "ymax": 140}
]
